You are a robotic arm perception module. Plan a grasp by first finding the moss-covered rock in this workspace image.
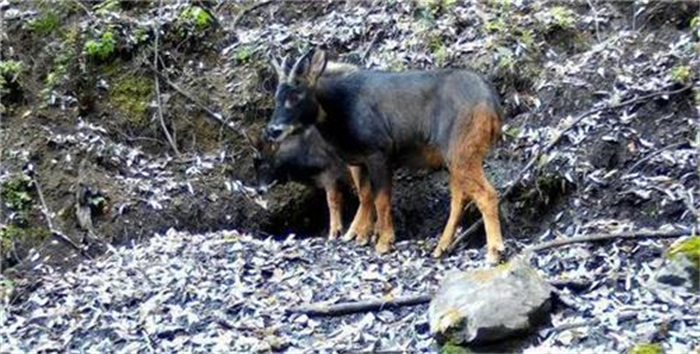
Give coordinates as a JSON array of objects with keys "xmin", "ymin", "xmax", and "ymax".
[
  {"xmin": 654, "ymin": 236, "xmax": 699, "ymax": 292},
  {"xmin": 668, "ymin": 236, "xmax": 700, "ymax": 268},
  {"xmin": 628, "ymin": 342, "xmax": 664, "ymax": 354}
]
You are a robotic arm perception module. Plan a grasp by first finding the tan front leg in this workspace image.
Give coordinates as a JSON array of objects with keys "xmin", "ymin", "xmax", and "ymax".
[
  {"xmin": 326, "ymin": 184, "xmax": 343, "ymax": 240},
  {"xmin": 342, "ymin": 166, "xmax": 375, "ymax": 245},
  {"xmin": 374, "ymin": 186, "xmax": 395, "ymax": 254}
]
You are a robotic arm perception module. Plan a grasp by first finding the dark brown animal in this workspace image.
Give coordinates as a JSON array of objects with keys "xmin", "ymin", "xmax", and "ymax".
[
  {"xmin": 249, "ymin": 127, "xmax": 349, "ymax": 240},
  {"xmin": 265, "ymin": 48, "xmax": 504, "ymax": 263}
]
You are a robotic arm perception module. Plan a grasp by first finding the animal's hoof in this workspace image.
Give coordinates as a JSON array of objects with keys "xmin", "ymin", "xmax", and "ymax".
[
  {"xmin": 432, "ymin": 247, "xmax": 445, "ymax": 258},
  {"xmin": 486, "ymin": 249, "xmax": 502, "ymax": 266},
  {"xmin": 356, "ymin": 236, "xmax": 370, "ymax": 246},
  {"xmin": 341, "ymin": 231, "xmax": 356, "ymax": 242},
  {"xmin": 375, "ymin": 241, "xmax": 392, "ymax": 254},
  {"xmin": 328, "ymin": 230, "xmax": 341, "ymax": 241}
]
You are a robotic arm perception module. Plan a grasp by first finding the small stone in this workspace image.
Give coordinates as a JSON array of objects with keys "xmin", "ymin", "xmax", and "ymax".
[{"xmin": 428, "ymin": 258, "xmax": 553, "ymax": 345}]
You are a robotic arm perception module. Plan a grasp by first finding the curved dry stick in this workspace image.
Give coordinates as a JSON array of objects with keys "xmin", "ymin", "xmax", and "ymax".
[
  {"xmin": 522, "ymin": 228, "xmax": 690, "ymax": 257},
  {"xmin": 154, "ymin": 0, "xmax": 181, "ymax": 159}
]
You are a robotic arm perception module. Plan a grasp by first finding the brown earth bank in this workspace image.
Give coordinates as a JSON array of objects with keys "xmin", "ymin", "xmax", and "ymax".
[{"xmin": 1, "ymin": 0, "xmax": 698, "ymax": 302}]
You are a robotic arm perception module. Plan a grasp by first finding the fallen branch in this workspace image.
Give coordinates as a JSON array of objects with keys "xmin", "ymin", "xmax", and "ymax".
[
  {"xmin": 232, "ymin": 0, "xmax": 274, "ymax": 28},
  {"xmin": 153, "ymin": 0, "xmax": 181, "ymax": 159},
  {"xmin": 447, "ymin": 84, "xmax": 693, "ymax": 254},
  {"xmin": 288, "ymin": 294, "xmax": 432, "ymax": 317},
  {"xmin": 294, "ymin": 227, "xmax": 690, "ymax": 317},
  {"xmin": 523, "ymin": 228, "xmax": 690, "ymax": 256}
]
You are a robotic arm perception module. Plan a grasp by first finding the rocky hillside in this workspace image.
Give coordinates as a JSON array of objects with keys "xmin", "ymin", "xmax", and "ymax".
[{"xmin": 0, "ymin": 0, "xmax": 698, "ymax": 352}]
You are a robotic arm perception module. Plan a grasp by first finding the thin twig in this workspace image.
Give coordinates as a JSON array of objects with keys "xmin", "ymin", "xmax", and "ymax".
[
  {"xmin": 145, "ymin": 63, "xmax": 244, "ymax": 137},
  {"xmin": 154, "ymin": 0, "xmax": 181, "ymax": 159},
  {"xmin": 32, "ymin": 176, "xmax": 54, "ymax": 230},
  {"xmin": 626, "ymin": 141, "xmax": 688, "ymax": 173},
  {"xmin": 587, "ymin": 0, "xmax": 601, "ymax": 42},
  {"xmin": 71, "ymin": 0, "xmax": 93, "ymax": 18},
  {"xmin": 31, "ymin": 175, "xmax": 89, "ymax": 256},
  {"xmin": 523, "ymin": 228, "xmax": 690, "ymax": 257},
  {"xmin": 232, "ymin": 0, "xmax": 274, "ymax": 28},
  {"xmin": 361, "ymin": 29, "xmax": 385, "ymax": 67},
  {"xmin": 447, "ymin": 84, "xmax": 693, "ymax": 254}
]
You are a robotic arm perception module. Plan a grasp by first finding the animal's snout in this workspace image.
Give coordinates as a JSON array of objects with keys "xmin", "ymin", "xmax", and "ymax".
[
  {"xmin": 264, "ymin": 125, "xmax": 286, "ymax": 142},
  {"xmin": 257, "ymin": 185, "xmax": 269, "ymax": 194}
]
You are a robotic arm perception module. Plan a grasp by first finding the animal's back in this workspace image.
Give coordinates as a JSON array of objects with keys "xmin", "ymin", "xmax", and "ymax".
[{"xmin": 317, "ymin": 69, "xmax": 502, "ymax": 159}]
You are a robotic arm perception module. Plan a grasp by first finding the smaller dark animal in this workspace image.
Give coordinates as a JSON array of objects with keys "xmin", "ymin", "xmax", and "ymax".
[{"xmin": 249, "ymin": 127, "xmax": 349, "ymax": 240}]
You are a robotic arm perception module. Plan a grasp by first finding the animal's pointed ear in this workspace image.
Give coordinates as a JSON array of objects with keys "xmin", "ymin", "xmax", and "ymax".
[
  {"xmin": 291, "ymin": 48, "xmax": 327, "ymax": 85},
  {"xmin": 308, "ymin": 49, "xmax": 327, "ymax": 84},
  {"xmin": 269, "ymin": 52, "xmax": 290, "ymax": 82}
]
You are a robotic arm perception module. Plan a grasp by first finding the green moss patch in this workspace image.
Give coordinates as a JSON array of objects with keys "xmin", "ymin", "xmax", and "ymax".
[
  {"xmin": 0, "ymin": 60, "xmax": 23, "ymax": 97},
  {"xmin": 670, "ymin": 65, "xmax": 692, "ymax": 84},
  {"xmin": 109, "ymin": 73, "xmax": 154, "ymax": 127},
  {"xmin": 26, "ymin": 10, "xmax": 60, "ymax": 36},
  {"xmin": 440, "ymin": 340, "xmax": 471, "ymax": 354},
  {"xmin": 179, "ymin": 6, "xmax": 214, "ymax": 31},
  {"xmin": 0, "ymin": 224, "xmax": 50, "ymax": 251},
  {"xmin": 1, "ymin": 175, "xmax": 33, "ymax": 223},
  {"xmin": 84, "ymin": 31, "xmax": 117, "ymax": 61}
]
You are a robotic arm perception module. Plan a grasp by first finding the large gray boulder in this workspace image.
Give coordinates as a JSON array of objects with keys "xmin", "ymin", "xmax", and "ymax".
[{"xmin": 429, "ymin": 258, "xmax": 553, "ymax": 345}]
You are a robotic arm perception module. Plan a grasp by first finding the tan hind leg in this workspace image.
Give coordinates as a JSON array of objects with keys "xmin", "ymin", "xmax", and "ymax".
[
  {"xmin": 342, "ymin": 165, "xmax": 374, "ymax": 245},
  {"xmin": 325, "ymin": 183, "xmax": 343, "ymax": 240},
  {"xmin": 461, "ymin": 162, "xmax": 504, "ymax": 264},
  {"xmin": 440, "ymin": 102, "xmax": 504, "ymax": 264}
]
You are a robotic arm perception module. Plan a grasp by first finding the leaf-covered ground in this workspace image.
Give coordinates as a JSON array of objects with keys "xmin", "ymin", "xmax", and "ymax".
[{"xmin": 1, "ymin": 229, "xmax": 698, "ymax": 352}]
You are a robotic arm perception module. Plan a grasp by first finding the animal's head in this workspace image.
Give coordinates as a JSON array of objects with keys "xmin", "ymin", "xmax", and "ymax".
[
  {"xmin": 264, "ymin": 48, "xmax": 328, "ymax": 142},
  {"xmin": 247, "ymin": 131, "xmax": 282, "ymax": 192}
]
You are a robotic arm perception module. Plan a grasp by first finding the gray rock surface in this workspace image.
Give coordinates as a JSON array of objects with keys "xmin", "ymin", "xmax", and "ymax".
[{"xmin": 429, "ymin": 259, "xmax": 553, "ymax": 345}]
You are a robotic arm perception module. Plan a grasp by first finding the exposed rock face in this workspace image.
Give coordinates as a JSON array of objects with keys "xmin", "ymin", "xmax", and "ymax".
[{"xmin": 429, "ymin": 259, "xmax": 553, "ymax": 345}]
